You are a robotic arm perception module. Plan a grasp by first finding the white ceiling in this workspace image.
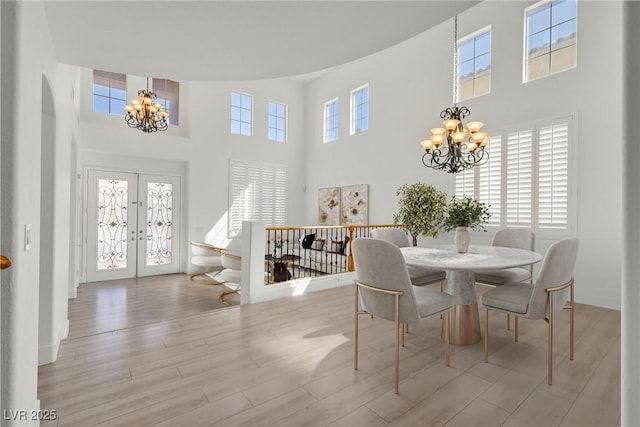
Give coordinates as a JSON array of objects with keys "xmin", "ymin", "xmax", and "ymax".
[{"xmin": 43, "ymin": 1, "xmax": 479, "ymax": 82}]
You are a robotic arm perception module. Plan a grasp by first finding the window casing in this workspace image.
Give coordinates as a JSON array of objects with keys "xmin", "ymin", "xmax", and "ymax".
[
  {"xmin": 152, "ymin": 78, "xmax": 180, "ymax": 125},
  {"xmin": 231, "ymin": 91, "xmax": 253, "ymax": 136},
  {"xmin": 524, "ymin": 0, "xmax": 577, "ymax": 82},
  {"xmin": 350, "ymin": 84, "xmax": 369, "ymax": 134},
  {"xmin": 323, "ymin": 98, "xmax": 339, "ymax": 143},
  {"xmin": 93, "ymin": 70, "xmax": 126, "ymax": 115},
  {"xmin": 454, "ymin": 116, "xmax": 573, "ymax": 236},
  {"xmin": 268, "ymin": 101, "xmax": 287, "ymax": 142},
  {"xmin": 228, "ymin": 159, "xmax": 287, "ymax": 238},
  {"xmin": 457, "ymin": 27, "xmax": 491, "ymax": 101}
]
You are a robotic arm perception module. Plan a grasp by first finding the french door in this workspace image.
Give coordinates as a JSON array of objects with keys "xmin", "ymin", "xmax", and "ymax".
[{"xmin": 86, "ymin": 170, "xmax": 181, "ymax": 282}]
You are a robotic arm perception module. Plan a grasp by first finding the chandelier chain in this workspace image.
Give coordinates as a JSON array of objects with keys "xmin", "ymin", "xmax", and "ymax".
[{"xmin": 452, "ymin": 15, "xmax": 458, "ymax": 106}]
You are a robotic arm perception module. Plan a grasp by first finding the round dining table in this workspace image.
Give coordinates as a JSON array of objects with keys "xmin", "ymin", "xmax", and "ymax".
[{"xmin": 400, "ymin": 245, "xmax": 542, "ymax": 345}]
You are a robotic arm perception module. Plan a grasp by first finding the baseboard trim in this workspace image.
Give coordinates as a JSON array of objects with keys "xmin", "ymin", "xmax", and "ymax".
[{"xmin": 38, "ymin": 319, "xmax": 69, "ymax": 366}]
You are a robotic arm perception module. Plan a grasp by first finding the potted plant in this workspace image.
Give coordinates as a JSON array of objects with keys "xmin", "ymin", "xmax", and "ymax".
[
  {"xmin": 393, "ymin": 182, "xmax": 447, "ymax": 246},
  {"xmin": 443, "ymin": 196, "xmax": 491, "ymax": 253}
]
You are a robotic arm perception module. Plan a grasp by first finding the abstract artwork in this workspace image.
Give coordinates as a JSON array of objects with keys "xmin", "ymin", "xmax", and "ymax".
[
  {"xmin": 318, "ymin": 187, "xmax": 341, "ymax": 225},
  {"xmin": 341, "ymin": 184, "xmax": 368, "ymax": 225}
]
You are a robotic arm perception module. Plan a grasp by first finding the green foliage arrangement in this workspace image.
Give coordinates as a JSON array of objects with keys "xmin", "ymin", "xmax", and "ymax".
[
  {"xmin": 393, "ymin": 182, "xmax": 447, "ymax": 246},
  {"xmin": 443, "ymin": 196, "xmax": 491, "ymax": 232}
]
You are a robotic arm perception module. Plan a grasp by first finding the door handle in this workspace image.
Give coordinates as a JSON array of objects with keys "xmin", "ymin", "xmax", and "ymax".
[{"xmin": 1, "ymin": 255, "xmax": 12, "ymax": 270}]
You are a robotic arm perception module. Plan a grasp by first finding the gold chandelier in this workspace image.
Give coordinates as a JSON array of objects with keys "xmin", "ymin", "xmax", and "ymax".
[
  {"xmin": 124, "ymin": 78, "xmax": 169, "ymax": 133},
  {"xmin": 420, "ymin": 16, "xmax": 489, "ymax": 174}
]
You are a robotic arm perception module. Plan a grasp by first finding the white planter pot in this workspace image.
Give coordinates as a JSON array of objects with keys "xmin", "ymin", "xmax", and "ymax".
[
  {"xmin": 275, "ymin": 247, "xmax": 282, "ymax": 259},
  {"xmin": 455, "ymin": 227, "xmax": 470, "ymax": 253}
]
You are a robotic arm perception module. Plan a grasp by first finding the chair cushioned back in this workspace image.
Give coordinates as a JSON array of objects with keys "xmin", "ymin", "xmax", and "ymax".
[
  {"xmin": 352, "ymin": 238, "xmax": 420, "ymax": 324},
  {"xmin": 529, "ymin": 238, "xmax": 579, "ymax": 318},
  {"xmin": 492, "ymin": 229, "xmax": 535, "ymax": 251},
  {"xmin": 370, "ymin": 228, "xmax": 411, "ymax": 248}
]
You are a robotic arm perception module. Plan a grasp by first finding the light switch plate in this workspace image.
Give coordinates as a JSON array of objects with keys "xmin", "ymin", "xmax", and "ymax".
[{"xmin": 25, "ymin": 224, "xmax": 31, "ymax": 251}]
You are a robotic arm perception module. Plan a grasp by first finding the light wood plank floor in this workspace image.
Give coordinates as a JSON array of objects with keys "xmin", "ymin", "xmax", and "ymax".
[{"xmin": 39, "ymin": 281, "xmax": 620, "ymax": 426}]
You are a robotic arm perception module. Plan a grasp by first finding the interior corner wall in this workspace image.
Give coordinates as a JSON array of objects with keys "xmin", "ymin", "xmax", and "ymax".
[{"xmin": 303, "ymin": 1, "xmax": 624, "ymax": 310}]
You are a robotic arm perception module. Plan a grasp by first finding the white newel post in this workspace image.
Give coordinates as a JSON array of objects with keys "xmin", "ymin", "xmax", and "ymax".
[{"xmin": 241, "ymin": 220, "xmax": 266, "ymax": 305}]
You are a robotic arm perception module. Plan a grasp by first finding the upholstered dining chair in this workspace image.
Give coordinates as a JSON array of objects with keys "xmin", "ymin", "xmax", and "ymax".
[
  {"xmin": 481, "ymin": 238, "xmax": 578, "ymax": 385},
  {"xmin": 190, "ymin": 241, "xmax": 223, "ymax": 283},
  {"xmin": 475, "ymin": 228, "xmax": 536, "ymax": 286},
  {"xmin": 219, "ymin": 250, "xmax": 242, "ymax": 305},
  {"xmin": 352, "ymin": 237, "xmax": 454, "ymax": 394},
  {"xmin": 370, "ymin": 228, "xmax": 447, "ymax": 289}
]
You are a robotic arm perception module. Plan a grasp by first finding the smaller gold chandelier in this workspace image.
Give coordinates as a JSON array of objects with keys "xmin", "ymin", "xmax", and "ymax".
[{"xmin": 124, "ymin": 78, "xmax": 169, "ymax": 133}]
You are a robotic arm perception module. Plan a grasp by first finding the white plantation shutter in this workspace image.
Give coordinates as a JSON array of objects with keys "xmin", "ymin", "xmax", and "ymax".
[
  {"xmin": 455, "ymin": 167, "xmax": 475, "ymax": 198},
  {"xmin": 478, "ymin": 135, "xmax": 502, "ymax": 226},
  {"xmin": 506, "ymin": 130, "xmax": 533, "ymax": 227},
  {"xmin": 537, "ymin": 121, "xmax": 570, "ymax": 230},
  {"xmin": 229, "ymin": 160, "xmax": 287, "ymax": 237}
]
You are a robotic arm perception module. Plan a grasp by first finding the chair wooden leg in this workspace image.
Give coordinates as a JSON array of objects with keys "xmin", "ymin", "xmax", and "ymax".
[
  {"xmin": 570, "ymin": 282, "xmax": 574, "ymax": 361},
  {"xmin": 445, "ymin": 311, "xmax": 451, "ymax": 367},
  {"xmin": 405, "ymin": 324, "xmax": 409, "ymax": 334},
  {"xmin": 354, "ymin": 285, "xmax": 359, "ymax": 371},
  {"xmin": 507, "ymin": 314, "xmax": 510, "ymax": 331},
  {"xmin": 219, "ymin": 288, "xmax": 239, "ymax": 306},
  {"xmin": 401, "ymin": 323, "xmax": 405, "ymax": 347},
  {"xmin": 548, "ymin": 294, "xmax": 554, "ymax": 385},
  {"xmin": 484, "ymin": 308, "xmax": 489, "ymax": 363},
  {"xmin": 515, "ymin": 316, "xmax": 519, "ymax": 342},
  {"xmin": 394, "ymin": 294, "xmax": 400, "ymax": 394}
]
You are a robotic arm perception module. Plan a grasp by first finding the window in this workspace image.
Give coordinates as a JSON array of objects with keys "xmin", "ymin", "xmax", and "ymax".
[
  {"xmin": 457, "ymin": 27, "xmax": 491, "ymax": 101},
  {"xmin": 350, "ymin": 85, "xmax": 369, "ymax": 134},
  {"xmin": 478, "ymin": 136, "xmax": 502, "ymax": 226},
  {"xmin": 323, "ymin": 98, "xmax": 339, "ymax": 143},
  {"xmin": 151, "ymin": 78, "xmax": 180, "ymax": 126},
  {"xmin": 525, "ymin": 0, "xmax": 577, "ymax": 82},
  {"xmin": 268, "ymin": 101, "xmax": 287, "ymax": 142},
  {"xmin": 92, "ymin": 70, "xmax": 126, "ymax": 115},
  {"xmin": 152, "ymin": 78, "xmax": 180, "ymax": 125},
  {"xmin": 454, "ymin": 117, "xmax": 573, "ymax": 235},
  {"xmin": 228, "ymin": 159, "xmax": 287, "ymax": 237},
  {"xmin": 231, "ymin": 91, "xmax": 253, "ymax": 136}
]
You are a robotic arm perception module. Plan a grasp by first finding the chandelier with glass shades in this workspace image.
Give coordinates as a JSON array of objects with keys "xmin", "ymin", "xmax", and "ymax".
[
  {"xmin": 124, "ymin": 78, "xmax": 169, "ymax": 133},
  {"xmin": 420, "ymin": 16, "xmax": 489, "ymax": 174}
]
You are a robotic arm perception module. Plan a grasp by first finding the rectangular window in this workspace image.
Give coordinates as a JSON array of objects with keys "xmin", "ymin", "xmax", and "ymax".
[
  {"xmin": 454, "ymin": 117, "xmax": 573, "ymax": 236},
  {"xmin": 478, "ymin": 136, "xmax": 502, "ymax": 226},
  {"xmin": 538, "ymin": 121, "xmax": 569, "ymax": 229},
  {"xmin": 152, "ymin": 78, "xmax": 180, "ymax": 125},
  {"xmin": 506, "ymin": 130, "xmax": 534, "ymax": 227},
  {"xmin": 93, "ymin": 70, "xmax": 126, "ymax": 115},
  {"xmin": 323, "ymin": 98, "xmax": 339, "ymax": 143},
  {"xmin": 228, "ymin": 160, "xmax": 287, "ymax": 237},
  {"xmin": 457, "ymin": 27, "xmax": 491, "ymax": 101},
  {"xmin": 525, "ymin": 0, "xmax": 577, "ymax": 82},
  {"xmin": 268, "ymin": 101, "xmax": 287, "ymax": 142},
  {"xmin": 350, "ymin": 84, "xmax": 369, "ymax": 134},
  {"xmin": 231, "ymin": 91, "xmax": 253, "ymax": 136},
  {"xmin": 454, "ymin": 168, "xmax": 475, "ymax": 199}
]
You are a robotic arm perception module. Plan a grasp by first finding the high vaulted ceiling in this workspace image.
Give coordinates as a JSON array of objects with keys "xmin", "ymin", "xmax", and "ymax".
[{"xmin": 43, "ymin": 1, "xmax": 479, "ymax": 82}]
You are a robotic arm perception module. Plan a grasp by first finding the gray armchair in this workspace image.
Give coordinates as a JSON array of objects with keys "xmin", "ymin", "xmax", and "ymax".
[
  {"xmin": 352, "ymin": 237, "xmax": 454, "ymax": 394},
  {"xmin": 475, "ymin": 228, "xmax": 535, "ymax": 286},
  {"xmin": 481, "ymin": 238, "xmax": 578, "ymax": 385},
  {"xmin": 370, "ymin": 228, "xmax": 446, "ymax": 289}
]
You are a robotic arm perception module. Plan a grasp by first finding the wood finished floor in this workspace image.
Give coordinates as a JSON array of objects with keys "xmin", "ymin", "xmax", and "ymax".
[{"xmin": 40, "ymin": 279, "xmax": 620, "ymax": 426}]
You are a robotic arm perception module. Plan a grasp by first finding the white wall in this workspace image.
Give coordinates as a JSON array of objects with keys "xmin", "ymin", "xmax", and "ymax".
[
  {"xmin": 0, "ymin": 0, "xmax": 77, "ymax": 418},
  {"xmin": 303, "ymin": 1, "xmax": 623, "ymax": 310}
]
